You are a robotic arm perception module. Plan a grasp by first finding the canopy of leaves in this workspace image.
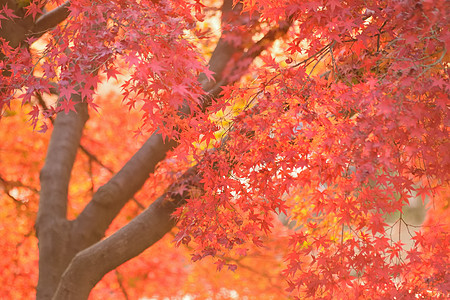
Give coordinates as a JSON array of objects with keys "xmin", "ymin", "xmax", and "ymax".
[{"xmin": 0, "ymin": 0, "xmax": 448, "ymax": 299}]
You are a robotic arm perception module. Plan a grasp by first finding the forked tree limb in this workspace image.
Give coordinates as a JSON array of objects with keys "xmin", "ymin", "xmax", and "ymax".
[{"xmin": 53, "ymin": 166, "xmax": 200, "ymax": 300}]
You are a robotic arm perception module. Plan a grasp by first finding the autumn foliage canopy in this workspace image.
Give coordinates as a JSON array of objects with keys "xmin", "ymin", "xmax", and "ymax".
[{"xmin": 0, "ymin": 0, "xmax": 449, "ymax": 299}]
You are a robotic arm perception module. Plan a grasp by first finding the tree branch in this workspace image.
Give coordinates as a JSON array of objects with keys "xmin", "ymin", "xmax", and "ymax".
[
  {"xmin": 32, "ymin": 1, "xmax": 71, "ymax": 39},
  {"xmin": 53, "ymin": 166, "xmax": 200, "ymax": 300},
  {"xmin": 37, "ymin": 96, "xmax": 88, "ymax": 223},
  {"xmin": 70, "ymin": 130, "xmax": 178, "ymax": 250},
  {"xmin": 0, "ymin": 174, "xmax": 39, "ymax": 194},
  {"xmin": 201, "ymin": 18, "xmax": 293, "ymax": 109},
  {"xmin": 198, "ymin": 0, "xmax": 246, "ymax": 91}
]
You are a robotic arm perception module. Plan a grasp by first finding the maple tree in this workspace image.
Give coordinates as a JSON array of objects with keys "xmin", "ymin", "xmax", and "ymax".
[{"xmin": 1, "ymin": 0, "xmax": 449, "ymax": 299}]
